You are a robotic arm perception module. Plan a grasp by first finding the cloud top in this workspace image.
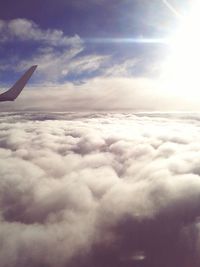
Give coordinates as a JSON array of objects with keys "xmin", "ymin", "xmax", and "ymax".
[{"xmin": 0, "ymin": 112, "xmax": 200, "ymax": 266}]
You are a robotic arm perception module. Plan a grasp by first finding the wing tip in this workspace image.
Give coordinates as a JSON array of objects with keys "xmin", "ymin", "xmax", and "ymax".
[
  {"xmin": 31, "ymin": 65, "xmax": 38, "ymax": 70},
  {"xmin": 0, "ymin": 65, "xmax": 38, "ymax": 102}
]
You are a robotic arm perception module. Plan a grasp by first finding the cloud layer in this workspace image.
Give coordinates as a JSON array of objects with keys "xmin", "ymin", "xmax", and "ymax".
[
  {"xmin": 1, "ymin": 112, "xmax": 200, "ymax": 267},
  {"xmin": 0, "ymin": 75, "xmax": 197, "ymax": 112}
]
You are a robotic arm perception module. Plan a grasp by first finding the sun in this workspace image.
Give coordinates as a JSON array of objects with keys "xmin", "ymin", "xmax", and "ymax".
[{"xmin": 161, "ymin": 0, "xmax": 200, "ymax": 97}]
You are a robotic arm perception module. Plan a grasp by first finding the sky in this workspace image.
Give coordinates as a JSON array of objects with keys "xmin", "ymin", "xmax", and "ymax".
[
  {"xmin": 0, "ymin": 0, "xmax": 197, "ymax": 111},
  {"xmin": 2, "ymin": 2, "xmax": 200, "ymax": 267}
]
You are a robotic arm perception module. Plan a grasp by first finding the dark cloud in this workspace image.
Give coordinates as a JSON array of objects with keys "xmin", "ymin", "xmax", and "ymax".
[{"xmin": 1, "ymin": 112, "xmax": 200, "ymax": 267}]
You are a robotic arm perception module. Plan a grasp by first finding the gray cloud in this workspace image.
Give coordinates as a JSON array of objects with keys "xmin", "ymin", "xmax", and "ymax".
[{"xmin": 0, "ymin": 112, "xmax": 200, "ymax": 266}]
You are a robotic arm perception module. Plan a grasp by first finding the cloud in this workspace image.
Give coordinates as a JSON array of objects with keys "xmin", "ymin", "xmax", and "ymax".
[
  {"xmin": 1, "ymin": 112, "xmax": 200, "ymax": 266},
  {"xmin": 0, "ymin": 16, "xmax": 194, "ymax": 113},
  {"xmin": 0, "ymin": 19, "xmax": 109, "ymax": 82},
  {"xmin": 0, "ymin": 18, "xmax": 161, "ymax": 87},
  {"xmin": 104, "ymin": 58, "xmax": 139, "ymax": 77},
  {"xmin": 0, "ymin": 74, "xmax": 197, "ymax": 112},
  {"xmin": 0, "ymin": 18, "xmax": 81, "ymax": 46}
]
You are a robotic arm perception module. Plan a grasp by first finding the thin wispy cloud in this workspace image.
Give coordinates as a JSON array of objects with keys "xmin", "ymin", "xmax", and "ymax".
[
  {"xmin": 0, "ymin": 19, "xmax": 110, "ymax": 83},
  {"xmin": 0, "ymin": 19, "xmax": 81, "ymax": 46}
]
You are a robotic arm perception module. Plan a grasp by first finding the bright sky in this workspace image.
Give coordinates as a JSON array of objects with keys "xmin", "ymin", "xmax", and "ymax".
[
  {"xmin": 1, "ymin": 0, "xmax": 199, "ymax": 111},
  {"xmin": 0, "ymin": 0, "xmax": 182, "ymax": 81}
]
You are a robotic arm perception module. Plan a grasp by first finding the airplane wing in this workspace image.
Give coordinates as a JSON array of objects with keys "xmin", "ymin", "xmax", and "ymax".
[{"xmin": 0, "ymin": 65, "xmax": 37, "ymax": 102}]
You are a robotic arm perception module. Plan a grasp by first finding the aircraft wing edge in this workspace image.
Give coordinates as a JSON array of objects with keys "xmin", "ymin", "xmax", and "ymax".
[{"xmin": 0, "ymin": 65, "xmax": 37, "ymax": 102}]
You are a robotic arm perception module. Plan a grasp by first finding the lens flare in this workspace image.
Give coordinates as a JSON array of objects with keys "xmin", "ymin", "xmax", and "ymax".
[
  {"xmin": 84, "ymin": 37, "xmax": 168, "ymax": 44},
  {"xmin": 163, "ymin": 0, "xmax": 182, "ymax": 19}
]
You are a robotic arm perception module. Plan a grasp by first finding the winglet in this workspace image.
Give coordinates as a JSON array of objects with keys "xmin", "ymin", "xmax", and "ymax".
[{"xmin": 0, "ymin": 65, "xmax": 37, "ymax": 102}]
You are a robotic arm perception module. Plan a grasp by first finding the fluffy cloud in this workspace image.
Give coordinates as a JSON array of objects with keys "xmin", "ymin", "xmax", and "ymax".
[{"xmin": 1, "ymin": 112, "xmax": 200, "ymax": 267}]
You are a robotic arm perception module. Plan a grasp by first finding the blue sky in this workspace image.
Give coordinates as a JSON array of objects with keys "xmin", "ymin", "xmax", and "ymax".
[
  {"xmin": 1, "ymin": 0, "xmax": 196, "ymax": 112},
  {"xmin": 0, "ymin": 0, "xmax": 185, "ymax": 84}
]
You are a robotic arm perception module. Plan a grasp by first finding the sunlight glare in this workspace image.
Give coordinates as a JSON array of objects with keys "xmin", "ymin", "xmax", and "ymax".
[{"xmin": 162, "ymin": 0, "xmax": 200, "ymax": 97}]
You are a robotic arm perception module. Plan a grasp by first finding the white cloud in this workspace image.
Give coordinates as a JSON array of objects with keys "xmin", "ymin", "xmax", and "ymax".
[
  {"xmin": 0, "ymin": 19, "xmax": 109, "ymax": 82},
  {"xmin": 0, "ymin": 74, "xmax": 197, "ymax": 112},
  {"xmin": 0, "ymin": 112, "xmax": 200, "ymax": 266},
  {"xmin": 0, "ymin": 19, "xmax": 81, "ymax": 47},
  {"xmin": 0, "ymin": 18, "xmax": 159, "ymax": 89},
  {"xmin": 104, "ymin": 58, "xmax": 139, "ymax": 77}
]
